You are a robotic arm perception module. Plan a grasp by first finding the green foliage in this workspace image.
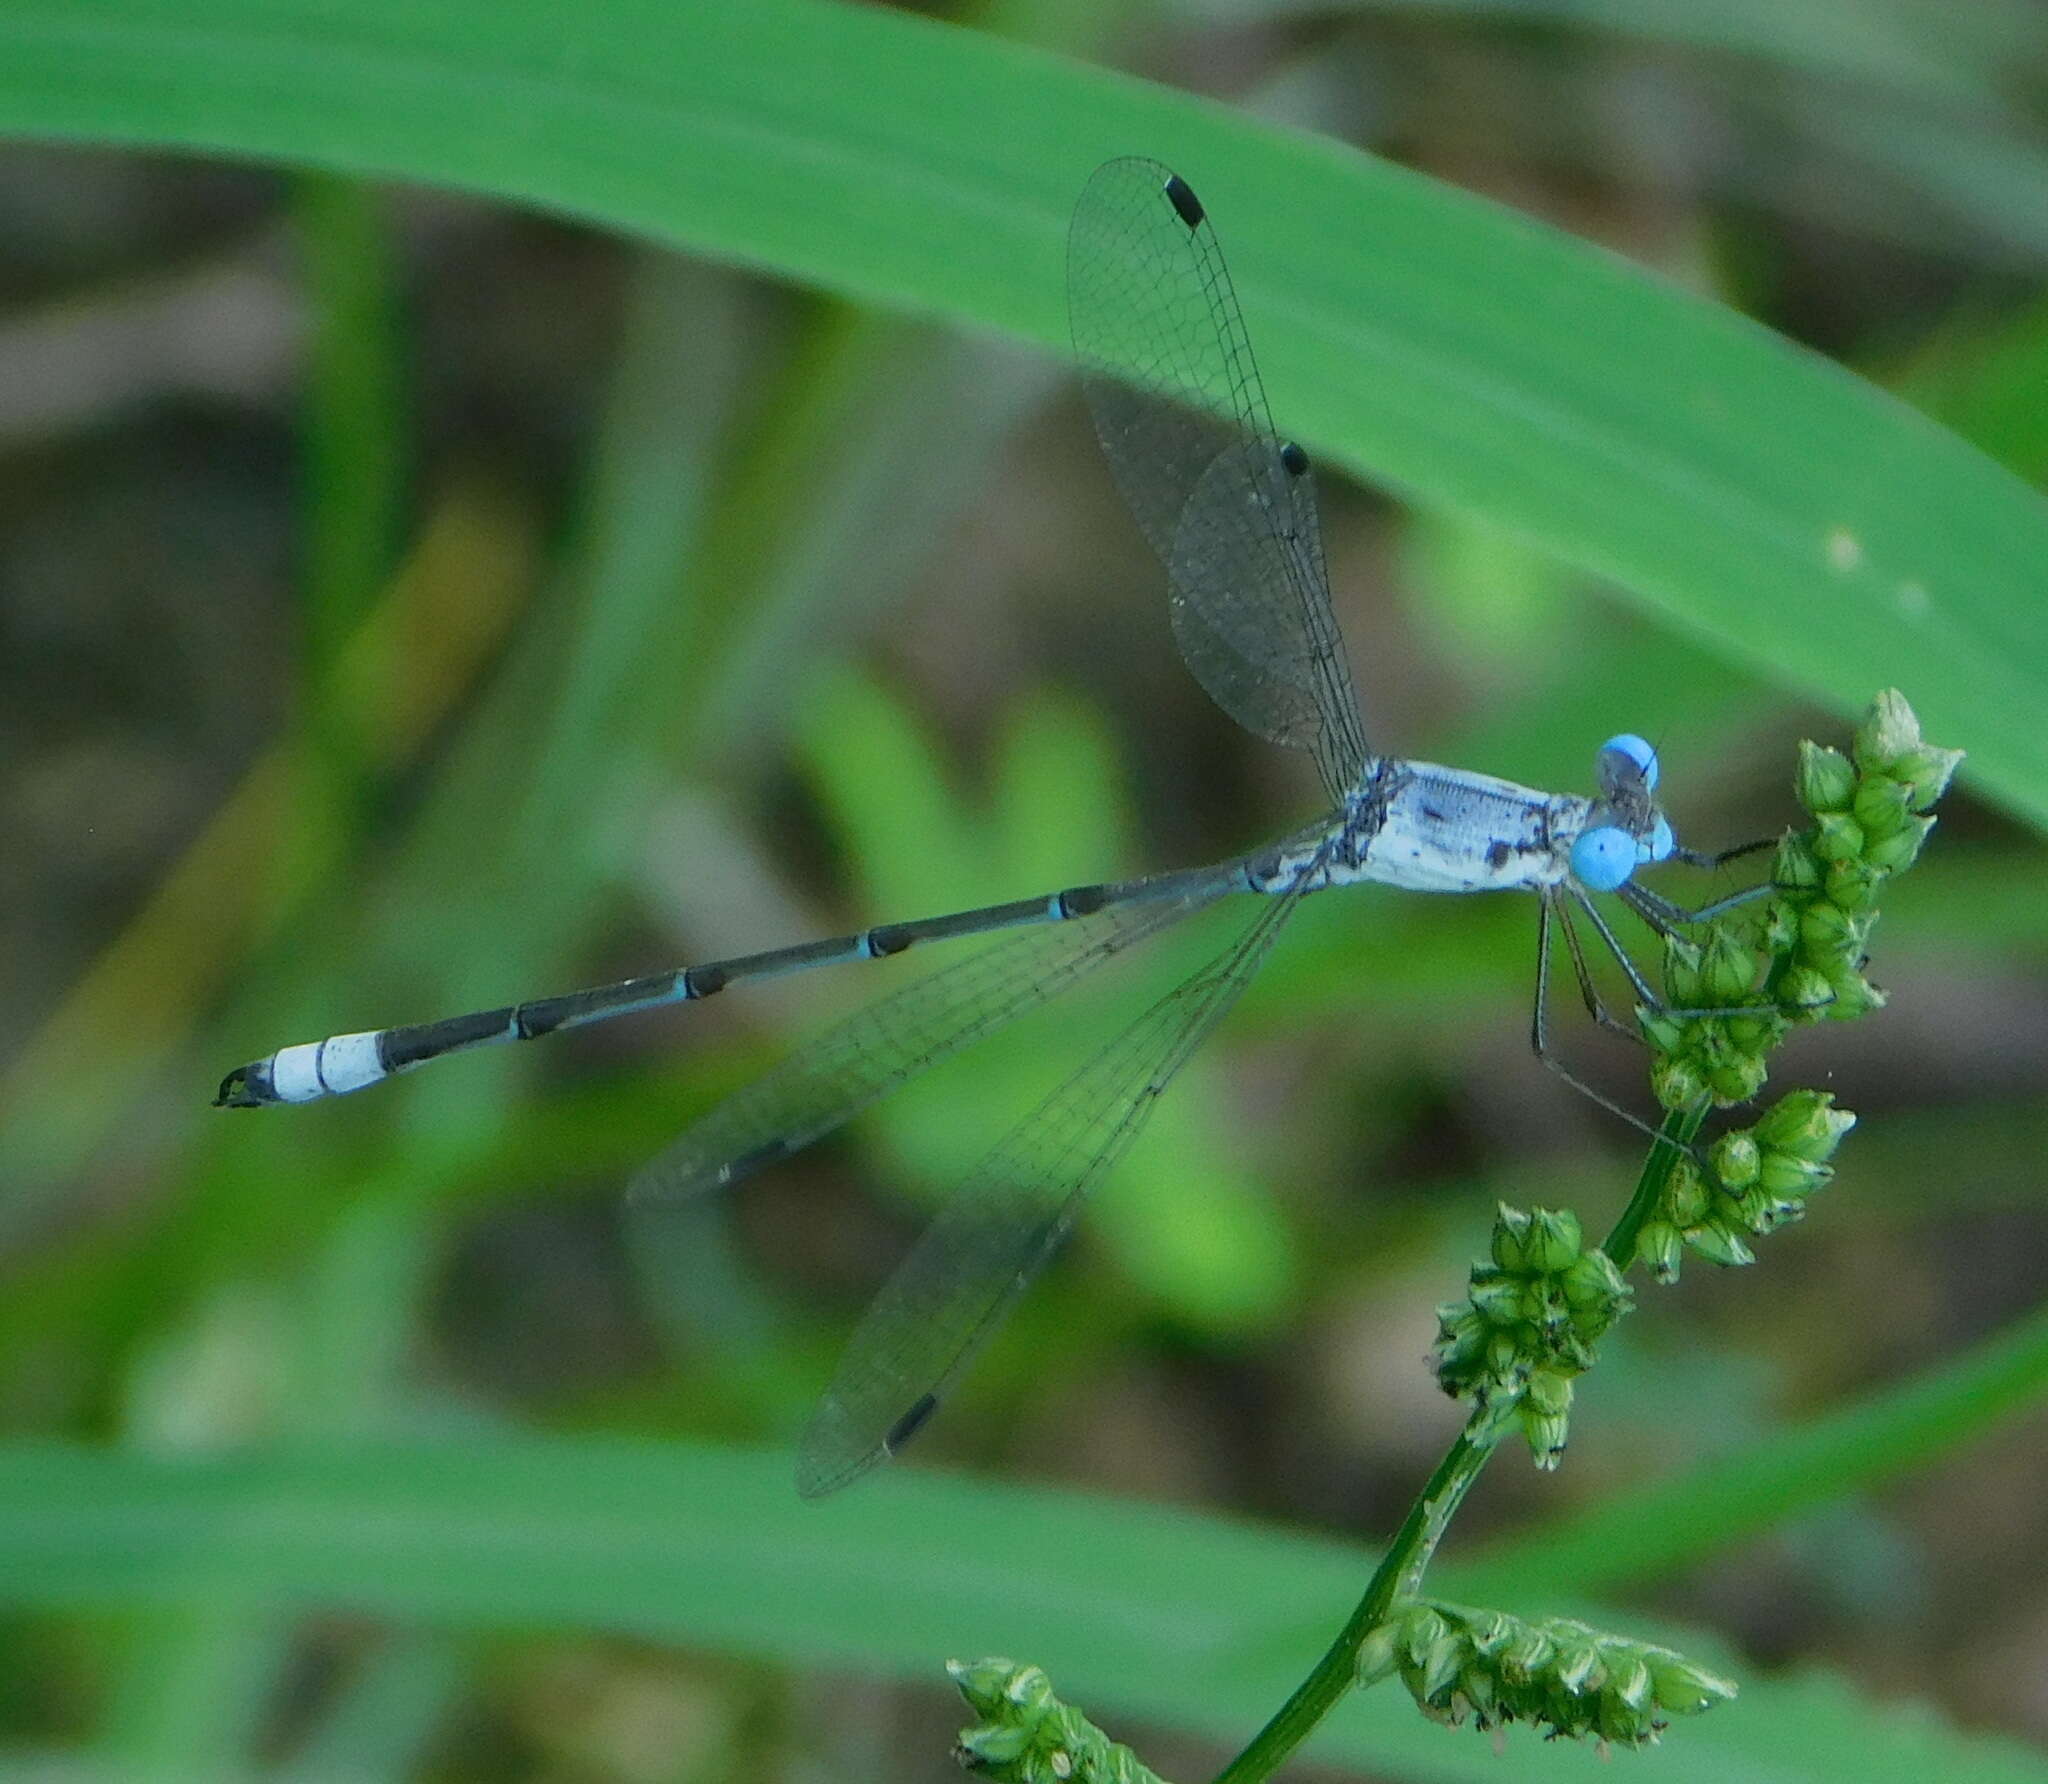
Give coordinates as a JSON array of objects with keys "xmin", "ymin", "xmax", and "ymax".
[
  {"xmin": 2, "ymin": 0, "xmax": 2045, "ymax": 818},
  {"xmin": 0, "ymin": 4, "xmax": 2040, "ymax": 1782}
]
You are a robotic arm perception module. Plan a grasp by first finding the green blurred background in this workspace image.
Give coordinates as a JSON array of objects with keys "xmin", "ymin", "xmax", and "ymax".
[{"xmin": 1, "ymin": 0, "xmax": 2046, "ymax": 1779}]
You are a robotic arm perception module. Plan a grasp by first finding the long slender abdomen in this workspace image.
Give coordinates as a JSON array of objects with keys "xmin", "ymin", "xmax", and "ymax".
[{"xmin": 214, "ymin": 863, "xmax": 1241, "ymax": 1108}]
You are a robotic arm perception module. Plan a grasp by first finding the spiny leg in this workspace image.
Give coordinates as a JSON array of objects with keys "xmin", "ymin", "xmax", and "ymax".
[
  {"xmin": 1570, "ymin": 885, "xmax": 1663, "ymax": 1007},
  {"xmin": 1611, "ymin": 879, "xmax": 1820, "ymax": 1020},
  {"xmin": 1554, "ymin": 892, "xmax": 1646, "ymax": 1046},
  {"xmin": 1671, "ymin": 835, "xmax": 1775, "ymax": 872},
  {"xmin": 1622, "ymin": 877, "xmax": 1774, "ymax": 934},
  {"xmin": 1530, "ymin": 891, "xmax": 1702, "ymax": 1162}
]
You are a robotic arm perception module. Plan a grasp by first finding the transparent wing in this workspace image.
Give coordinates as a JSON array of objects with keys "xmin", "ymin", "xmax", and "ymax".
[
  {"xmin": 1068, "ymin": 157, "xmax": 1371, "ymax": 803},
  {"xmin": 625, "ymin": 876, "xmax": 1237, "ymax": 1213},
  {"xmin": 794, "ymin": 851, "xmax": 1324, "ymax": 1498}
]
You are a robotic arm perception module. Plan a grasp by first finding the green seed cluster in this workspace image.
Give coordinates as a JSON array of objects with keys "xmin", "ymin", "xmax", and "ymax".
[
  {"xmin": 1642, "ymin": 689, "xmax": 1960, "ymax": 1114},
  {"xmin": 1356, "ymin": 1601, "xmax": 1736, "ymax": 1746},
  {"xmin": 950, "ymin": 1659, "xmax": 1161, "ymax": 1784},
  {"xmin": 1642, "ymin": 927, "xmax": 1784, "ymax": 1109},
  {"xmin": 1635, "ymin": 1089, "xmax": 1856, "ymax": 1281},
  {"xmin": 1432, "ymin": 1206, "xmax": 1631, "ymax": 1467},
  {"xmin": 1768, "ymin": 688, "xmax": 1961, "ymax": 1020}
]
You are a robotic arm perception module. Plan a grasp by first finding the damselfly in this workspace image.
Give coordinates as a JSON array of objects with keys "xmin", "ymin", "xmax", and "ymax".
[{"xmin": 219, "ymin": 159, "xmax": 1763, "ymax": 1496}]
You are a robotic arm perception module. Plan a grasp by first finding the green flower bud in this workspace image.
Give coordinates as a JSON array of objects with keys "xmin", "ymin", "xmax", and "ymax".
[
  {"xmin": 1823, "ymin": 857, "xmax": 1883, "ymax": 912},
  {"xmin": 1638, "ymin": 1008, "xmax": 1686, "ymax": 1054},
  {"xmin": 1796, "ymin": 740, "xmax": 1857, "ymax": 813},
  {"xmin": 1821, "ymin": 967, "xmax": 1886, "ymax": 1021},
  {"xmin": 1356, "ymin": 1620, "xmax": 1403, "ymax": 1685},
  {"xmin": 1663, "ymin": 1157, "xmax": 1710, "ymax": 1226},
  {"xmin": 1525, "ymin": 1207, "xmax": 1582, "ymax": 1273},
  {"xmin": 1461, "ymin": 1664, "xmax": 1501, "ymax": 1721},
  {"xmin": 1684, "ymin": 1223, "xmax": 1756, "ymax": 1268},
  {"xmin": 1524, "ymin": 1366, "xmax": 1573, "ymax": 1417},
  {"xmin": 1777, "ymin": 964, "xmax": 1835, "ymax": 1019},
  {"xmin": 1561, "ymin": 1248, "xmax": 1628, "ymax": 1313},
  {"xmin": 1523, "ymin": 1412, "xmax": 1569, "ymax": 1470},
  {"xmin": 1465, "ymin": 1609, "xmax": 1515, "ymax": 1658},
  {"xmin": 1710, "ymin": 1129, "xmax": 1761, "ymax": 1191},
  {"xmin": 1400, "ymin": 1603, "xmax": 1449, "ymax": 1656},
  {"xmin": 1732, "ymin": 1185, "xmax": 1781, "ymax": 1232},
  {"xmin": 1637, "ymin": 1219, "xmax": 1682, "ymax": 1283},
  {"xmin": 1755, "ymin": 1089, "xmax": 1856, "ymax": 1158},
  {"xmin": 1648, "ymin": 1654, "xmax": 1739, "ymax": 1714},
  {"xmin": 1609, "ymin": 1653, "xmax": 1655, "ymax": 1714},
  {"xmin": 1466, "ymin": 1274, "xmax": 1522, "ymax": 1327},
  {"xmin": 1851, "ymin": 775, "xmax": 1910, "ymax": 839},
  {"xmin": 1758, "ymin": 1153, "xmax": 1833, "ymax": 1199},
  {"xmin": 1852, "ymin": 688, "xmax": 1922, "ymax": 773},
  {"xmin": 1551, "ymin": 1635, "xmax": 1603, "ymax": 1695},
  {"xmin": 1811, "ymin": 811, "xmax": 1865, "ymax": 865},
  {"xmin": 1519, "ymin": 1277, "xmax": 1566, "ymax": 1330},
  {"xmin": 1490, "ymin": 1204, "xmax": 1534, "ymax": 1274},
  {"xmin": 1500, "ymin": 1624, "xmax": 1556, "ymax": 1683},
  {"xmin": 949, "ymin": 1658, "xmax": 1023, "ymax": 1708},
  {"xmin": 1700, "ymin": 930, "xmax": 1759, "ymax": 1008},
  {"xmin": 1798, "ymin": 899, "xmax": 1855, "ymax": 953},
  {"xmin": 1865, "ymin": 814, "xmax": 1933, "ymax": 873},
  {"xmin": 1652, "ymin": 1054, "xmax": 1707, "ymax": 1110},
  {"xmin": 1433, "ymin": 1313, "xmax": 1486, "ymax": 1375},
  {"xmin": 1661, "ymin": 935, "xmax": 1704, "ymax": 1007},
  {"xmin": 1773, "ymin": 832, "xmax": 1824, "ymax": 892},
  {"xmin": 1761, "ymin": 898, "xmax": 1802, "ymax": 958},
  {"xmin": 1418, "ymin": 1631, "xmax": 1466, "ymax": 1701},
  {"xmin": 1722, "ymin": 1013, "xmax": 1777, "ymax": 1051},
  {"xmin": 958, "ymin": 1722, "xmax": 1033, "ymax": 1766},
  {"xmin": 1894, "ymin": 744, "xmax": 1964, "ymax": 810},
  {"xmin": 1708, "ymin": 1052, "xmax": 1769, "ymax": 1104}
]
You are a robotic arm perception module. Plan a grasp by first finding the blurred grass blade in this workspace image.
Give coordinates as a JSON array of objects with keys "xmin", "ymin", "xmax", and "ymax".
[
  {"xmin": 0, "ymin": 0, "xmax": 2043, "ymax": 822},
  {"xmin": 1198, "ymin": 0, "xmax": 2043, "ymax": 105},
  {"xmin": 0, "ymin": 489, "xmax": 535, "ymax": 1239},
  {"xmin": 93, "ymin": 1604, "xmax": 293, "ymax": 1781},
  {"xmin": 1894, "ymin": 292, "xmax": 2048, "ymax": 484},
  {"xmin": 677, "ymin": 308, "xmax": 1052, "ymax": 768},
  {"xmin": 278, "ymin": 1632, "xmax": 463, "ymax": 1783},
  {"xmin": 292, "ymin": 171, "xmax": 407, "ymax": 837},
  {"xmin": 1449, "ymin": 1296, "xmax": 2048, "ymax": 1604},
  {"xmin": 0, "ymin": 1437, "xmax": 2043, "ymax": 1782}
]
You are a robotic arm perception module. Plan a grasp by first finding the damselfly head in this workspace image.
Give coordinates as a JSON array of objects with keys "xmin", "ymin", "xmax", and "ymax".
[
  {"xmin": 1573, "ymin": 734, "xmax": 1675, "ymax": 890},
  {"xmin": 1597, "ymin": 732, "xmax": 1660, "ymax": 800}
]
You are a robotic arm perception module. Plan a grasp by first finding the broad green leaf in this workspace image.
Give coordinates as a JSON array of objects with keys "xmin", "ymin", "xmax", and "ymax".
[
  {"xmin": 1, "ymin": 0, "xmax": 2042, "ymax": 825},
  {"xmin": 0, "ymin": 1438, "xmax": 2041, "ymax": 1783},
  {"xmin": 1453, "ymin": 1296, "xmax": 2048, "ymax": 1603}
]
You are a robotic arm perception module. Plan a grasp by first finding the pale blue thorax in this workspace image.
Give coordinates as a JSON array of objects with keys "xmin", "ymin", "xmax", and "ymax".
[{"xmin": 1249, "ymin": 734, "xmax": 1677, "ymax": 903}]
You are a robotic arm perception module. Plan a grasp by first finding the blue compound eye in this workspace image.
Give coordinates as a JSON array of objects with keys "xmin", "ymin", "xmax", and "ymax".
[
  {"xmin": 1599, "ymin": 732, "xmax": 1659, "ymax": 791},
  {"xmin": 1637, "ymin": 814, "xmax": 1675, "ymax": 865},
  {"xmin": 1572, "ymin": 825, "xmax": 1637, "ymax": 891}
]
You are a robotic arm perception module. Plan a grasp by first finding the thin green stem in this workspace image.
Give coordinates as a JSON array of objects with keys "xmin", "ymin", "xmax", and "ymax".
[
  {"xmin": 1602, "ymin": 1104, "xmax": 1706, "ymax": 1268},
  {"xmin": 1212, "ymin": 1103, "xmax": 1704, "ymax": 1783},
  {"xmin": 1210, "ymin": 1424, "xmax": 1501, "ymax": 1783}
]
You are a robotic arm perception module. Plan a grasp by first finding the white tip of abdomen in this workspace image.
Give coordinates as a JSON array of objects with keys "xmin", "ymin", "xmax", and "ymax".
[{"xmin": 267, "ymin": 1031, "xmax": 386, "ymax": 1103}]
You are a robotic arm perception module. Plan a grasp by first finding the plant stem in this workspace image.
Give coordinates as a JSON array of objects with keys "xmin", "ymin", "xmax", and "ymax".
[
  {"xmin": 1212, "ymin": 1103, "xmax": 1703, "ymax": 1783},
  {"xmin": 1210, "ymin": 1424, "xmax": 1501, "ymax": 1783},
  {"xmin": 1603, "ymin": 1105, "xmax": 1705, "ymax": 1268}
]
